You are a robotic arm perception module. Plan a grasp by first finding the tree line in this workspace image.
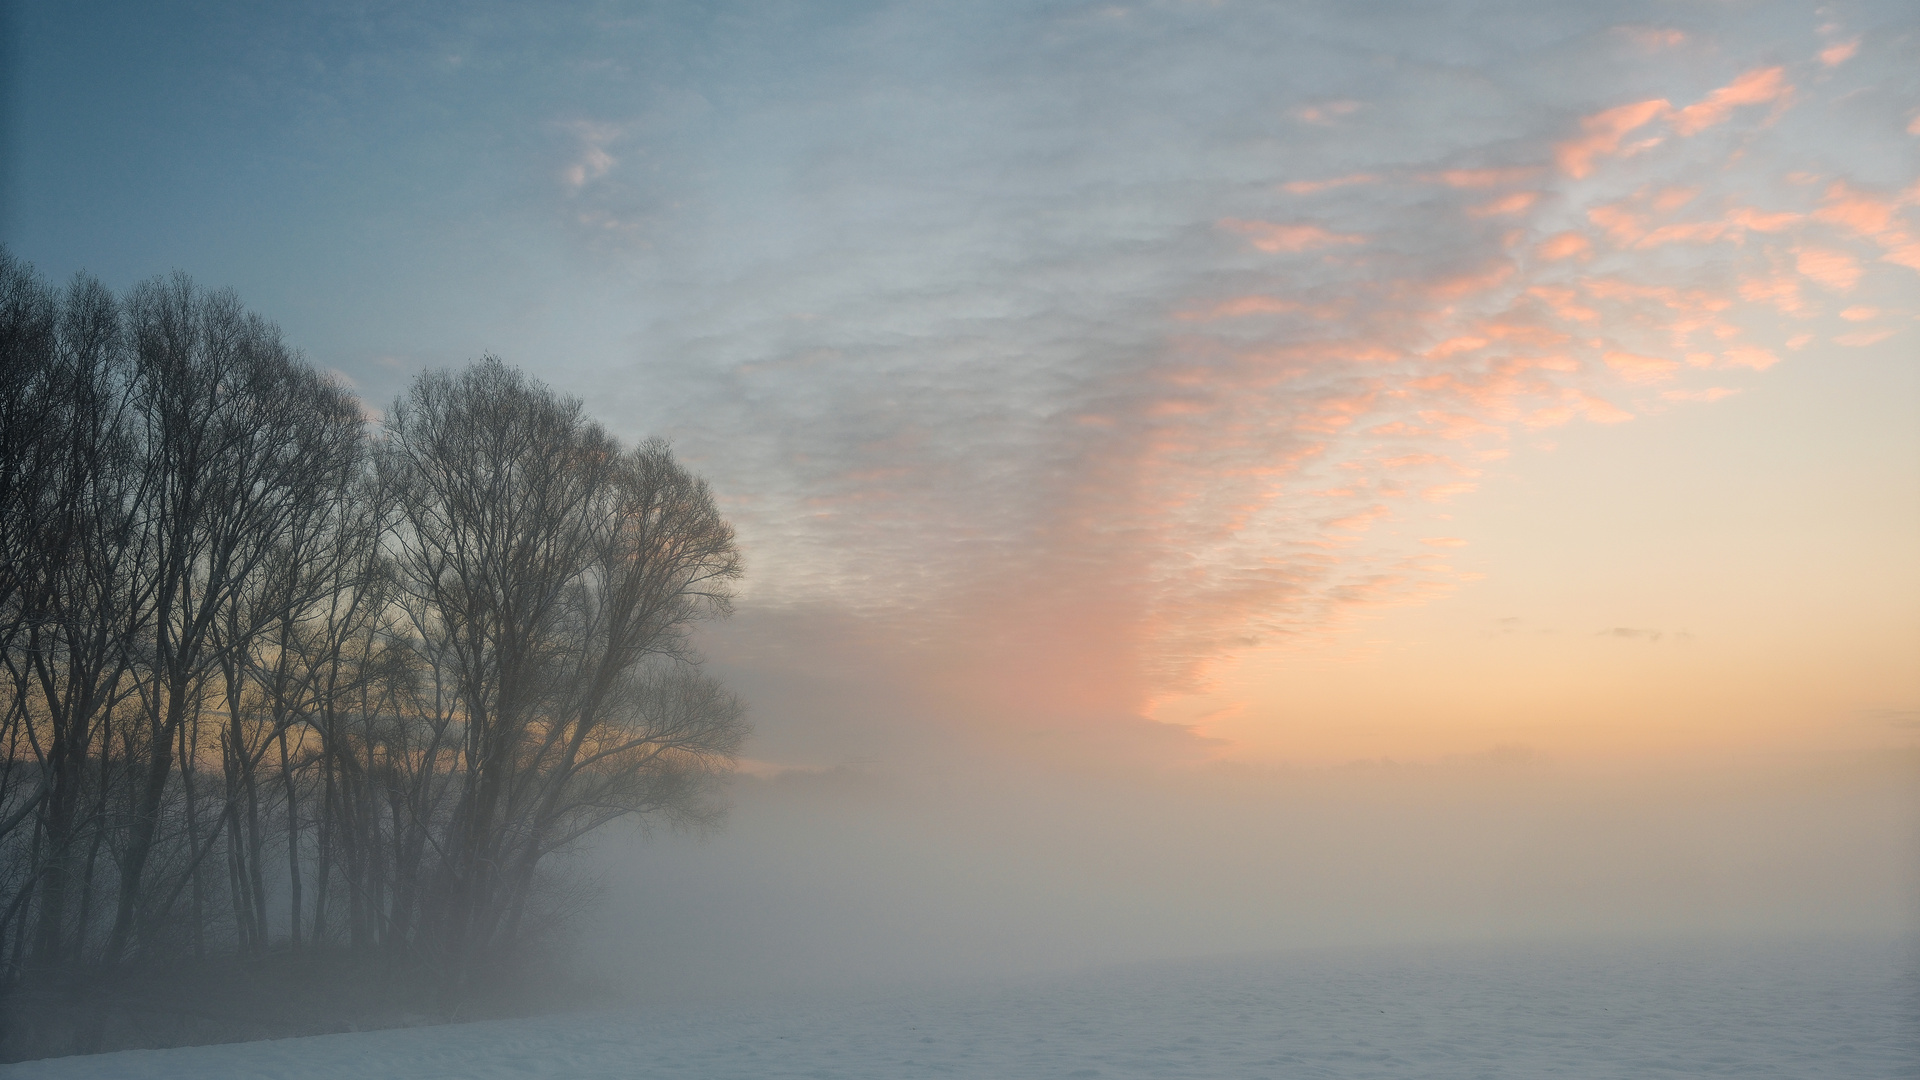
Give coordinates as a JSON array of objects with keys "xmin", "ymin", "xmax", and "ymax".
[{"xmin": 0, "ymin": 248, "xmax": 747, "ymax": 989}]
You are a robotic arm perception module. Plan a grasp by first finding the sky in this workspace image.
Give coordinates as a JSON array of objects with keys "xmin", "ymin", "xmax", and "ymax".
[{"xmin": 5, "ymin": 0, "xmax": 1917, "ymax": 980}]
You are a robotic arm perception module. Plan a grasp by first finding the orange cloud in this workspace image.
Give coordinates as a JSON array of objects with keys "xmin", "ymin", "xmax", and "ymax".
[
  {"xmin": 1432, "ymin": 167, "xmax": 1543, "ymax": 188},
  {"xmin": 1721, "ymin": 345, "xmax": 1781, "ymax": 370},
  {"xmin": 1329, "ymin": 505, "xmax": 1390, "ymax": 532},
  {"xmin": 1536, "ymin": 232, "xmax": 1592, "ymax": 261},
  {"xmin": 1423, "ymin": 263, "xmax": 1514, "ymax": 301},
  {"xmin": 1652, "ymin": 186, "xmax": 1699, "ymax": 212},
  {"xmin": 1617, "ymin": 26, "xmax": 1687, "ymax": 51},
  {"xmin": 1588, "ymin": 203, "xmax": 1647, "ymax": 245},
  {"xmin": 1556, "ymin": 99, "xmax": 1671, "ymax": 178},
  {"xmin": 1738, "ymin": 274, "xmax": 1805, "ymax": 315},
  {"xmin": 1604, "ymin": 350, "xmax": 1680, "ymax": 383},
  {"xmin": 1634, "ymin": 221, "xmax": 1734, "ymax": 249},
  {"xmin": 1819, "ymin": 38, "xmax": 1860, "ymax": 66},
  {"xmin": 1283, "ymin": 173, "xmax": 1380, "ymax": 195},
  {"xmin": 1292, "ymin": 100, "xmax": 1363, "ymax": 126},
  {"xmin": 1468, "ymin": 191, "xmax": 1541, "ymax": 218},
  {"xmin": 1814, "ymin": 181, "xmax": 1897, "ymax": 235},
  {"xmin": 1425, "ymin": 335, "xmax": 1489, "ymax": 359},
  {"xmin": 1795, "ymin": 246, "xmax": 1862, "ymax": 291},
  {"xmin": 1422, "ymin": 482, "xmax": 1478, "ymax": 502},
  {"xmin": 1660, "ymin": 387, "xmax": 1740, "ymax": 402},
  {"xmin": 1835, "ymin": 329, "xmax": 1896, "ymax": 347},
  {"xmin": 1220, "ymin": 219, "xmax": 1367, "ymax": 253},
  {"xmin": 1527, "ymin": 285, "xmax": 1599, "ymax": 322},
  {"xmin": 1175, "ymin": 296, "xmax": 1300, "ymax": 320},
  {"xmin": 1726, "ymin": 207, "xmax": 1800, "ymax": 232},
  {"xmin": 1671, "ymin": 67, "xmax": 1791, "ymax": 136}
]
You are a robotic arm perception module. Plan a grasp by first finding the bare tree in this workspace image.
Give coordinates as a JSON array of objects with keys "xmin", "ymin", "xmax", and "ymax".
[
  {"xmin": 2, "ymin": 253, "xmax": 746, "ymax": 1040},
  {"xmin": 378, "ymin": 360, "xmax": 745, "ymax": 977},
  {"xmin": 103, "ymin": 274, "xmax": 362, "ymax": 964}
]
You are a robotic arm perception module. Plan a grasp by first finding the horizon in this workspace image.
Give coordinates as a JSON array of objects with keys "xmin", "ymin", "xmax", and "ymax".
[{"xmin": 3, "ymin": 0, "xmax": 1917, "ymax": 1034}]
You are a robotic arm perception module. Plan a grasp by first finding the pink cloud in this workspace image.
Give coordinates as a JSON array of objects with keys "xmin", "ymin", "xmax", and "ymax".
[
  {"xmin": 1884, "ymin": 242, "xmax": 1920, "ymax": 271},
  {"xmin": 1174, "ymin": 295, "xmax": 1300, "ymax": 320},
  {"xmin": 1588, "ymin": 202, "xmax": 1647, "ymax": 245},
  {"xmin": 1219, "ymin": 219, "xmax": 1367, "ymax": 253},
  {"xmin": 1721, "ymin": 345, "xmax": 1781, "ymax": 370},
  {"xmin": 1835, "ymin": 328, "xmax": 1896, "ymax": 347},
  {"xmin": 1422, "ymin": 263, "xmax": 1514, "ymax": 301},
  {"xmin": 1604, "ymin": 350, "xmax": 1680, "ymax": 383},
  {"xmin": 1556, "ymin": 99, "xmax": 1671, "ymax": 178},
  {"xmin": 1808, "ymin": 182, "xmax": 1920, "ymax": 274},
  {"xmin": 1671, "ymin": 67, "xmax": 1791, "ymax": 136},
  {"xmin": 1660, "ymin": 387, "xmax": 1740, "ymax": 402},
  {"xmin": 1425, "ymin": 335, "xmax": 1490, "ymax": 359},
  {"xmin": 1652, "ymin": 186, "xmax": 1699, "ymax": 212},
  {"xmin": 1794, "ymin": 246, "xmax": 1862, "ymax": 291},
  {"xmin": 1329, "ymin": 505, "xmax": 1390, "ymax": 531},
  {"xmin": 1292, "ymin": 100, "xmax": 1363, "ymax": 126},
  {"xmin": 1738, "ymin": 274, "xmax": 1805, "ymax": 315},
  {"xmin": 1819, "ymin": 38, "xmax": 1860, "ymax": 66},
  {"xmin": 1431, "ymin": 167, "xmax": 1543, "ymax": 188},
  {"xmin": 1814, "ymin": 181, "xmax": 1897, "ymax": 235},
  {"xmin": 1536, "ymin": 232, "xmax": 1592, "ymax": 261},
  {"xmin": 1468, "ymin": 191, "xmax": 1541, "ymax": 218},
  {"xmin": 1422, "ymin": 482, "xmax": 1478, "ymax": 502},
  {"xmin": 1283, "ymin": 173, "xmax": 1380, "ymax": 195},
  {"xmin": 1634, "ymin": 221, "xmax": 1735, "ymax": 249},
  {"xmin": 1726, "ymin": 207, "xmax": 1800, "ymax": 232},
  {"xmin": 1528, "ymin": 286, "xmax": 1605, "ymax": 322},
  {"xmin": 1002, "ymin": 78, "xmax": 1887, "ymax": 720},
  {"xmin": 1617, "ymin": 26, "xmax": 1687, "ymax": 51}
]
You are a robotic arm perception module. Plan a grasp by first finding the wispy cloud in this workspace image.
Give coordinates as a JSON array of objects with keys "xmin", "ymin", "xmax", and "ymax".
[{"xmin": 522, "ymin": 0, "xmax": 1920, "ymax": 750}]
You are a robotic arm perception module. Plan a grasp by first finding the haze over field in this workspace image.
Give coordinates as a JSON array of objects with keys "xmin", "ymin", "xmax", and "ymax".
[{"xmin": 7, "ymin": 0, "xmax": 1918, "ymax": 1013}]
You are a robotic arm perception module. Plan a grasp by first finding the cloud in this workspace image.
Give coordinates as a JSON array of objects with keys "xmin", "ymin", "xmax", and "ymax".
[
  {"xmin": 1537, "ymin": 232, "xmax": 1592, "ymax": 261},
  {"xmin": 1283, "ymin": 173, "xmax": 1379, "ymax": 195},
  {"xmin": 1795, "ymin": 247, "xmax": 1862, "ymax": 291},
  {"xmin": 1604, "ymin": 351, "xmax": 1679, "ymax": 383},
  {"xmin": 1556, "ymin": 99, "xmax": 1670, "ymax": 179},
  {"xmin": 1615, "ymin": 26, "xmax": 1687, "ymax": 52},
  {"xmin": 534, "ymin": 0, "xmax": 1917, "ymax": 757},
  {"xmin": 1671, "ymin": 67, "xmax": 1791, "ymax": 135},
  {"xmin": 1720, "ymin": 345, "xmax": 1781, "ymax": 371},
  {"xmin": 1660, "ymin": 387, "xmax": 1739, "ymax": 403},
  {"xmin": 1469, "ymin": 192, "xmax": 1541, "ymax": 218},
  {"xmin": 1291, "ymin": 99, "xmax": 1363, "ymax": 126},
  {"xmin": 560, "ymin": 119, "xmax": 623, "ymax": 189},
  {"xmin": 1819, "ymin": 39, "xmax": 1860, "ymax": 66},
  {"xmin": 1219, "ymin": 219, "xmax": 1366, "ymax": 253}
]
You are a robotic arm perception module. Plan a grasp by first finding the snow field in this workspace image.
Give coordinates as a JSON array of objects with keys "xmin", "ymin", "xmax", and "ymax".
[{"xmin": 4, "ymin": 936, "xmax": 1912, "ymax": 1079}]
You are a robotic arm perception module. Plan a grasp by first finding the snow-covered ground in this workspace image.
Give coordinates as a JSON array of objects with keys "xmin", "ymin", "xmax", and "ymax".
[{"xmin": 5, "ymin": 936, "xmax": 1913, "ymax": 1079}]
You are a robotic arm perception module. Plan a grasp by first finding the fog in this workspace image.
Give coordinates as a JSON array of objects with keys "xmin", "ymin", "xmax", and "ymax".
[
  {"xmin": 591, "ymin": 752, "xmax": 1919, "ymax": 1004},
  {"xmin": 580, "ymin": 607, "xmax": 1920, "ymax": 1004}
]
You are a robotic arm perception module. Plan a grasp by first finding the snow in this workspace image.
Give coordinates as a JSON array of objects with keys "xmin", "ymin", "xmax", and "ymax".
[{"xmin": 4, "ymin": 937, "xmax": 1913, "ymax": 1079}]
